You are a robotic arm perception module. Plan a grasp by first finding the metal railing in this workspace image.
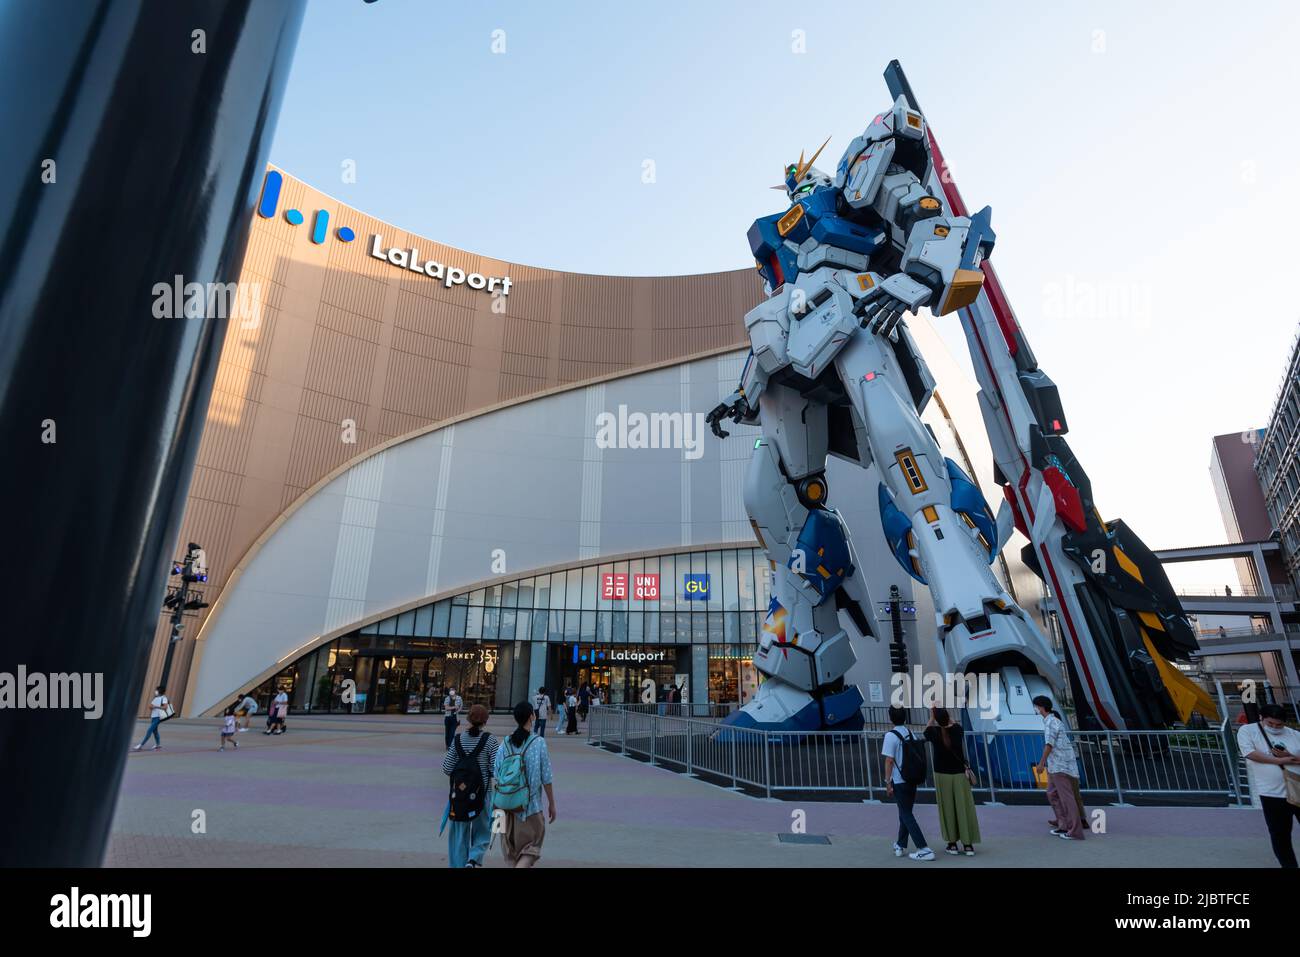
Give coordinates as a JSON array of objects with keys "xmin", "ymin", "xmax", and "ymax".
[{"xmin": 588, "ymin": 705, "xmax": 1246, "ymax": 806}]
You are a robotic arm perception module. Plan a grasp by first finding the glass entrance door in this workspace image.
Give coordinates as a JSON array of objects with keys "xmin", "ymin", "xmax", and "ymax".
[{"xmin": 372, "ymin": 657, "xmax": 426, "ymax": 714}]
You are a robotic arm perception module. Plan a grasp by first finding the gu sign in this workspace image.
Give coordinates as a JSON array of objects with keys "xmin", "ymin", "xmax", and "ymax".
[{"xmin": 683, "ymin": 573, "xmax": 711, "ymax": 600}]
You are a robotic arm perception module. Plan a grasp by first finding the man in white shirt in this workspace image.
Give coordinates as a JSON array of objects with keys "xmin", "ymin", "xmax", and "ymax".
[
  {"xmin": 443, "ymin": 687, "xmax": 463, "ymax": 749},
  {"xmin": 881, "ymin": 706, "xmax": 934, "ymax": 861},
  {"xmin": 533, "ymin": 687, "xmax": 552, "ymax": 738},
  {"xmin": 1237, "ymin": 703, "xmax": 1300, "ymax": 868}
]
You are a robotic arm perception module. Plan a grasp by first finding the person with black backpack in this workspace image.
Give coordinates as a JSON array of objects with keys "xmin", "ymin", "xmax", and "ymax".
[
  {"xmin": 440, "ymin": 703, "xmax": 498, "ymax": 867},
  {"xmin": 882, "ymin": 705, "xmax": 934, "ymax": 861}
]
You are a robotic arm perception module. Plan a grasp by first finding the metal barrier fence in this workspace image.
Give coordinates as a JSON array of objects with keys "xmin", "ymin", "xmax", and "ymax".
[{"xmin": 587, "ymin": 705, "xmax": 1246, "ymax": 806}]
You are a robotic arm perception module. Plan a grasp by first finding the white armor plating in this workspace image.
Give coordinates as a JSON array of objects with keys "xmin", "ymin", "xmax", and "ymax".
[{"xmin": 712, "ymin": 91, "xmax": 1062, "ymax": 733}]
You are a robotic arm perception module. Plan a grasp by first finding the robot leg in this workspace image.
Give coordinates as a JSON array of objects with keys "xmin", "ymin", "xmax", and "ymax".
[
  {"xmin": 720, "ymin": 397, "xmax": 867, "ymax": 734},
  {"xmin": 833, "ymin": 330, "xmax": 1062, "ymax": 738}
]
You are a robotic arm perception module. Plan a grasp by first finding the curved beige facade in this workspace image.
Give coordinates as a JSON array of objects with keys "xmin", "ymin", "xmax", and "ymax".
[{"xmin": 145, "ymin": 167, "xmax": 762, "ymax": 713}]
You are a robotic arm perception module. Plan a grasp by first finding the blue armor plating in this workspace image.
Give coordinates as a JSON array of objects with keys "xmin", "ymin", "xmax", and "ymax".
[
  {"xmin": 945, "ymin": 458, "xmax": 998, "ymax": 562},
  {"xmin": 877, "ymin": 484, "xmax": 925, "ymax": 584},
  {"xmin": 789, "ymin": 508, "xmax": 856, "ymax": 603}
]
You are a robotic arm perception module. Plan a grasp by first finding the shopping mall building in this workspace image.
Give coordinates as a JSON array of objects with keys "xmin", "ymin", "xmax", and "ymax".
[{"xmin": 154, "ymin": 167, "xmax": 1051, "ymax": 718}]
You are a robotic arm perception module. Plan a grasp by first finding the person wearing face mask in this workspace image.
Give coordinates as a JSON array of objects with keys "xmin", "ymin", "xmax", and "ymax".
[
  {"xmin": 1032, "ymin": 695, "xmax": 1085, "ymax": 841},
  {"xmin": 1237, "ymin": 703, "xmax": 1300, "ymax": 868}
]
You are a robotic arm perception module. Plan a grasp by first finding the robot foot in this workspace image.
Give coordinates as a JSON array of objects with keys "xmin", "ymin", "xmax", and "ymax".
[{"xmin": 717, "ymin": 678, "xmax": 865, "ymax": 738}]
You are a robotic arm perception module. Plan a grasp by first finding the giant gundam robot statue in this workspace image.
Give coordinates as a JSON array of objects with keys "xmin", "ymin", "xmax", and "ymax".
[{"xmin": 708, "ymin": 61, "xmax": 1216, "ymax": 741}]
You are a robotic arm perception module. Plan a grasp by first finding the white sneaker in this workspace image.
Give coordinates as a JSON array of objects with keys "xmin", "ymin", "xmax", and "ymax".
[
  {"xmin": 892, "ymin": 843, "xmax": 904, "ymax": 858},
  {"xmin": 909, "ymin": 848, "xmax": 935, "ymax": 861}
]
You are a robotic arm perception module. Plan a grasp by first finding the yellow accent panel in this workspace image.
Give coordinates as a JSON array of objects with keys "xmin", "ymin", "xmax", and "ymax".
[
  {"xmin": 895, "ymin": 449, "xmax": 928, "ymax": 493},
  {"xmin": 933, "ymin": 225, "xmax": 949, "ymax": 238},
  {"xmin": 1138, "ymin": 611, "xmax": 1165, "ymax": 632},
  {"xmin": 777, "ymin": 205, "xmax": 805, "ymax": 236},
  {"xmin": 816, "ymin": 565, "xmax": 831, "ymax": 579},
  {"xmin": 936, "ymin": 268, "xmax": 986, "ymax": 316},
  {"xmin": 857, "ymin": 273, "xmax": 875, "ymax": 290},
  {"xmin": 922, "ymin": 505, "xmax": 939, "ymax": 524},
  {"xmin": 1112, "ymin": 546, "xmax": 1144, "ymax": 584},
  {"xmin": 906, "ymin": 113, "xmax": 922, "ymax": 129},
  {"xmin": 1141, "ymin": 630, "xmax": 1219, "ymax": 723},
  {"xmin": 919, "ymin": 197, "xmax": 940, "ymax": 211}
]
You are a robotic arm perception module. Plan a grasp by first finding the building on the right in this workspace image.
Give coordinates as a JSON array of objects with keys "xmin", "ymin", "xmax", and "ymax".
[{"xmin": 1256, "ymin": 325, "xmax": 1300, "ymax": 591}]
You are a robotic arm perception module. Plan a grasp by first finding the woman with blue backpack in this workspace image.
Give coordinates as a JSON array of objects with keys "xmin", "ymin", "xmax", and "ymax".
[
  {"xmin": 492, "ymin": 700, "xmax": 556, "ymax": 867},
  {"xmin": 441, "ymin": 704, "xmax": 498, "ymax": 867}
]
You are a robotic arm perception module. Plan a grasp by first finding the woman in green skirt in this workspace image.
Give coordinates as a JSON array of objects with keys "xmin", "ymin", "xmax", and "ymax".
[{"xmin": 924, "ymin": 707, "xmax": 981, "ymax": 856}]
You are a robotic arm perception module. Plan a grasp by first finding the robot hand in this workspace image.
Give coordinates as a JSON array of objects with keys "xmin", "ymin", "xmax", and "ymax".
[
  {"xmin": 854, "ymin": 273, "xmax": 933, "ymax": 341},
  {"xmin": 707, "ymin": 390, "xmax": 747, "ymax": 438},
  {"xmin": 855, "ymin": 289, "xmax": 910, "ymax": 341}
]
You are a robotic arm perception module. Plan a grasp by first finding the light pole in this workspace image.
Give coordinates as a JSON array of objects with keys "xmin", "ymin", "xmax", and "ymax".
[{"xmin": 159, "ymin": 543, "xmax": 209, "ymax": 691}]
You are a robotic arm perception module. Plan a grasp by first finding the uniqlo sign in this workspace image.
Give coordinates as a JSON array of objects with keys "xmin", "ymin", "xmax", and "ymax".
[
  {"xmin": 633, "ymin": 573, "xmax": 660, "ymax": 600},
  {"xmin": 601, "ymin": 573, "xmax": 627, "ymax": 600}
]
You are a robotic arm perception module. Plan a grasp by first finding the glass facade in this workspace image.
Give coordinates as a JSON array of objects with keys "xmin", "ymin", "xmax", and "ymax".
[{"xmin": 241, "ymin": 547, "xmax": 771, "ymax": 715}]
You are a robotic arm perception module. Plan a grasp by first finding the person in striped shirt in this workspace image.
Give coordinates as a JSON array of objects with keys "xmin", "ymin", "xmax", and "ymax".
[{"xmin": 441, "ymin": 704, "xmax": 498, "ymax": 867}]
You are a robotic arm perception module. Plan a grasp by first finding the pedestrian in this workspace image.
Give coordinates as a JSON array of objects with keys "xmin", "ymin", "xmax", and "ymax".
[
  {"xmin": 443, "ymin": 686, "xmax": 463, "ymax": 749},
  {"xmin": 1032, "ymin": 695, "xmax": 1086, "ymax": 840},
  {"xmin": 492, "ymin": 700, "xmax": 556, "ymax": 868},
  {"xmin": 264, "ymin": 688, "xmax": 287, "ymax": 735},
  {"xmin": 273, "ymin": 687, "xmax": 289, "ymax": 733},
  {"xmin": 235, "ymin": 691, "xmax": 258, "ymax": 731},
  {"xmin": 555, "ymin": 687, "xmax": 568, "ymax": 731},
  {"xmin": 441, "ymin": 703, "xmax": 498, "ymax": 868},
  {"xmin": 533, "ymin": 687, "xmax": 552, "ymax": 738},
  {"xmin": 1237, "ymin": 703, "xmax": 1300, "ymax": 868},
  {"xmin": 219, "ymin": 706, "xmax": 240, "ymax": 751},
  {"xmin": 882, "ymin": 705, "xmax": 934, "ymax": 861},
  {"xmin": 565, "ymin": 688, "xmax": 579, "ymax": 734},
  {"xmin": 924, "ymin": 707, "xmax": 979, "ymax": 856},
  {"xmin": 132, "ymin": 686, "xmax": 170, "ymax": 751},
  {"xmin": 578, "ymin": 683, "xmax": 590, "ymax": 722}
]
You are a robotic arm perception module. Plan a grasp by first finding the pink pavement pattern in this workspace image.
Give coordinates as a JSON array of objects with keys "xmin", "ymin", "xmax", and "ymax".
[{"xmin": 106, "ymin": 715, "xmax": 1285, "ymax": 868}]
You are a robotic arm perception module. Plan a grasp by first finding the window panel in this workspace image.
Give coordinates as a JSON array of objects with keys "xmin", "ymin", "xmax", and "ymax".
[
  {"xmin": 431, "ymin": 599, "xmax": 451, "ymax": 637},
  {"xmin": 414, "ymin": 603, "xmax": 434, "ymax": 637},
  {"xmin": 565, "ymin": 568, "xmax": 582, "ymax": 610},
  {"xmin": 707, "ymin": 550, "xmax": 724, "ymax": 612}
]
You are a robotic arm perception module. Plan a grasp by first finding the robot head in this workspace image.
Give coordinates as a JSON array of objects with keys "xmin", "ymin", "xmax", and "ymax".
[{"xmin": 778, "ymin": 135, "xmax": 832, "ymax": 198}]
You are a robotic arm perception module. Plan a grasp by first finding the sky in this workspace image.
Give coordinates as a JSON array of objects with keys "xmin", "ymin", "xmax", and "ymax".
[{"xmin": 268, "ymin": 0, "xmax": 1300, "ymax": 589}]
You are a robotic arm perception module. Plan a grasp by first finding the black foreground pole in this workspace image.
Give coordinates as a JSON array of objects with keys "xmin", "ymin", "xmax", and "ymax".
[{"xmin": 0, "ymin": 0, "xmax": 305, "ymax": 866}]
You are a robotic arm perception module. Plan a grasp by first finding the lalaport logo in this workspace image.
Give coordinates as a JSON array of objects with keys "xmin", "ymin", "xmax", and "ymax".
[{"xmin": 257, "ymin": 170, "xmax": 511, "ymax": 296}]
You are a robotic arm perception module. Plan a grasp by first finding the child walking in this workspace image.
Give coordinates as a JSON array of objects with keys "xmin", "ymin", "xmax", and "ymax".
[{"xmin": 220, "ymin": 707, "xmax": 239, "ymax": 751}]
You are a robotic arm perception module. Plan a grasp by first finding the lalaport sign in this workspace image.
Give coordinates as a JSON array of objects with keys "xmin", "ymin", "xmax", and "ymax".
[{"xmin": 370, "ymin": 235, "xmax": 512, "ymax": 296}]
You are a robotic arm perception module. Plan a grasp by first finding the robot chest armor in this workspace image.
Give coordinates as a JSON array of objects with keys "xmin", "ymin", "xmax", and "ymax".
[{"xmin": 749, "ymin": 189, "xmax": 885, "ymax": 291}]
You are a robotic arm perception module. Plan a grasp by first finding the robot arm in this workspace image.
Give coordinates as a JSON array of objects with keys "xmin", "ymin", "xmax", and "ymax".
[
  {"xmin": 707, "ymin": 351, "xmax": 765, "ymax": 438},
  {"xmin": 837, "ymin": 95, "xmax": 996, "ymax": 320}
]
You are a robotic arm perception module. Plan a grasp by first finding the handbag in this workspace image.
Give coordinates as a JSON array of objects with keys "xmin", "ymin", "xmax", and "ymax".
[
  {"xmin": 1031, "ymin": 765, "xmax": 1048, "ymax": 789},
  {"xmin": 1285, "ymin": 769, "xmax": 1300, "ymax": 808},
  {"xmin": 1262, "ymin": 727, "xmax": 1300, "ymax": 807}
]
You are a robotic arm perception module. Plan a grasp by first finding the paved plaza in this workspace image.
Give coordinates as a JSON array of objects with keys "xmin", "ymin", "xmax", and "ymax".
[{"xmin": 107, "ymin": 714, "xmax": 1286, "ymax": 868}]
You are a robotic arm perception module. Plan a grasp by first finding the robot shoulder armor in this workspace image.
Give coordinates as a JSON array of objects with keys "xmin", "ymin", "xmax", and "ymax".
[{"xmin": 839, "ymin": 135, "xmax": 896, "ymax": 210}]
